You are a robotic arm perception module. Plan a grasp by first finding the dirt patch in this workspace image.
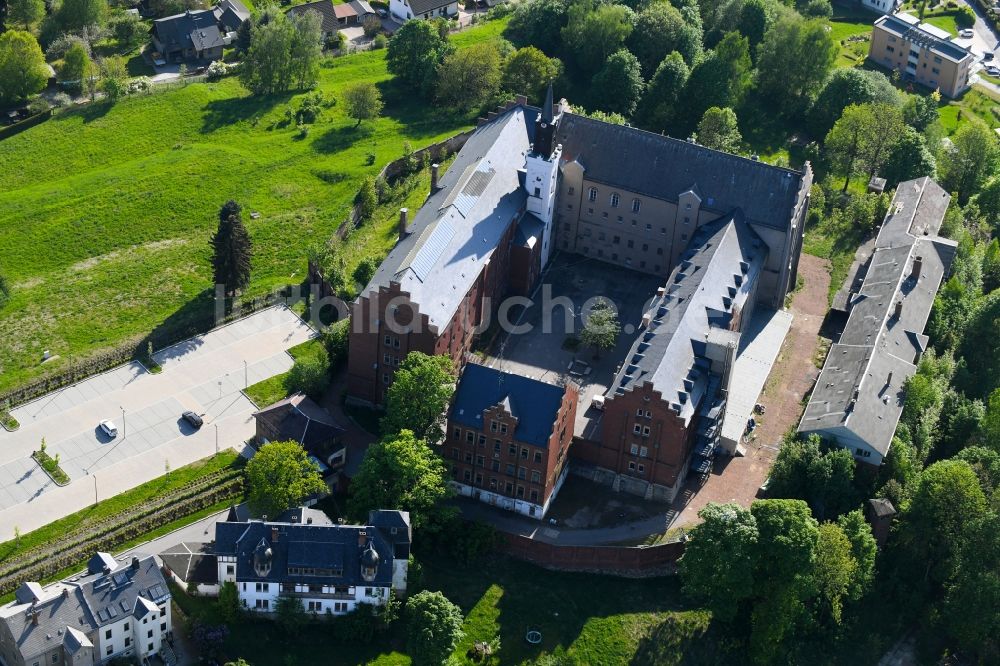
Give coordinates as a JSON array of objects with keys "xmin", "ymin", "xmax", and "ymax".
[
  {"xmin": 68, "ymin": 238, "xmax": 189, "ymax": 273},
  {"xmin": 672, "ymin": 254, "xmax": 832, "ymax": 527}
]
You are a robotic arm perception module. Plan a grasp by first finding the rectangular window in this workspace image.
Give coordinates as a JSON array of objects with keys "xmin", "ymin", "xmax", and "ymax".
[
  {"xmin": 383, "ymin": 353, "xmax": 391, "ymax": 364},
  {"xmin": 633, "ymin": 424, "xmax": 642, "ymax": 434},
  {"xmin": 476, "ymin": 455, "xmax": 485, "ymax": 467},
  {"xmin": 147, "ymin": 630, "xmax": 153, "ymax": 639},
  {"xmin": 106, "ymin": 630, "xmax": 112, "ymax": 640},
  {"xmin": 640, "ymin": 446, "xmax": 648, "ymax": 457},
  {"xmin": 533, "ymin": 451, "xmax": 542, "ymax": 463},
  {"xmin": 125, "ymin": 637, "xmax": 131, "ymax": 647},
  {"xmin": 610, "ymin": 193, "xmax": 620, "ymax": 207},
  {"xmin": 638, "ymin": 464, "xmax": 645, "ymax": 473},
  {"xmin": 530, "ymin": 489, "xmax": 540, "ymax": 502},
  {"xmin": 500, "ymin": 423, "xmax": 508, "ymax": 434},
  {"xmin": 613, "ymin": 235, "xmax": 620, "ymax": 244},
  {"xmin": 509, "ymin": 444, "xmax": 517, "ymax": 455},
  {"xmin": 516, "ymin": 485, "xmax": 525, "ymax": 498},
  {"xmin": 466, "ymin": 431, "xmax": 475, "ymax": 443},
  {"xmin": 530, "ymin": 470, "xmax": 541, "ymax": 484},
  {"xmin": 588, "ymin": 187, "xmax": 597, "ymax": 202},
  {"xmin": 628, "ymin": 461, "xmax": 636, "ymax": 471},
  {"xmin": 478, "ymin": 434, "xmax": 486, "ymax": 446},
  {"xmin": 384, "ymin": 335, "xmax": 391, "ymax": 346},
  {"xmin": 161, "ymin": 622, "xmax": 167, "ymax": 632},
  {"xmin": 518, "ymin": 467, "xmax": 527, "ymax": 480},
  {"xmin": 506, "ymin": 463, "xmax": 515, "ymax": 476},
  {"xmin": 393, "ymin": 338, "xmax": 400, "ymax": 348},
  {"xmin": 491, "ymin": 460, "xmax": 500, "ymax": 472},
  {"xmin": 107, "ymin": 646, "xmax": 114, "ymax": 656},
  {"xmin": 520, "ymin": 447, "xmax": 529, "ymax": 459},
  {"xmin": 464, "ymin": 451, "xmax": 473, "ymax": 463},
  {"xmin": 453, "ymin": 427, "xmax": 461, "ymax": 440},
  {"xmin": 463, "ymin": 469, "xmax": 472, "ymax": 482},
  {"xmin": 568, "ymin": 186, "xmax": 575, "ymax": 195},
  {"xmin": 452, "ymin": 447, "xmax": 460, "ymax": 460},
  {"xmin": 505, "ymin": 481, "xmax": 514, "ymax": 494},
  {"xmin": 632, "ymin": 198, "xmax": 641, "ymax": 213},
  {"xmin": 627, "ymin": 239, "xmax": 634, "ymax": 248},
  {"xmin": 636, "ymin": 408, "xmax": 643, "ymax": 416},
  {"xmin": 490, "ymin": 420, "xmax": 498, "ymax": 432},
  {"xmin": 475, "ymin": 472, "xmax": 483, "ymax": 485},
  {"xmin": 642, "ymin": 426, "xmax": 651, "ymax": 436}
]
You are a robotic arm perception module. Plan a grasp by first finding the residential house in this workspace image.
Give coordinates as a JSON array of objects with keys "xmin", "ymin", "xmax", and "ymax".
[
  {"xmin": 861, "ymin": 0, "xmax": 900, "ymax": 14},
  {"xmin": 798, "ymin": 177, "xmax": 957, "ymax": 465},
  {"xmin": 389, "ymin": 0, "xmax": 458, "ymax": 21},
  {"xmin": 334, "ymin": 0, "xmax": 376, "ymax": 25},
  {"xmin": 869, "ymin": 12, "xmax": 974, "ymax": 98},
  {"xmin": 214, "ymin": 509, "xmax": 411, "ymax": 614},
  {"xmin": 0, "ymin": 553, "xmax": 172, "ymax": 666},
  {"xmin": 288, "ymin": 0, "xmax": 375, "ymax": 38},
  {"xmin": 446, "ymin": 363, "xmax": 578, "ymax": 518},
  {"xmin": 151, "ymin": 0, "xmax": 249, "ymax": 63},
  {"xmin": 252, "ymin": 393, "xmax": 346, "ymax": 476}
]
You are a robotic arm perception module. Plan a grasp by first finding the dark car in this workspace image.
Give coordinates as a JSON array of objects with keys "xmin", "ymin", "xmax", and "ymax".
[{"xmin": 182, "ymin": 411, "xmax": 204, "ymax": 428}]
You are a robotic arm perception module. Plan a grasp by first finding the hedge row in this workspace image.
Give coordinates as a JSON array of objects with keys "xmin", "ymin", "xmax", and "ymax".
[{"xmin": 0, "ymin": 476, "xmax": 242, "ymax": 595}]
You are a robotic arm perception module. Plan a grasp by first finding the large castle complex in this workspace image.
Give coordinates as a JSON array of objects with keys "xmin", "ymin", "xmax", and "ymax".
[{"xmin": 347, "ymin": 89, "xmax": 813, "ymax": 516}]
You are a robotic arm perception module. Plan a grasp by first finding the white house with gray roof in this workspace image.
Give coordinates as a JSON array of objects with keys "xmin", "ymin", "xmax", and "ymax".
[
  {"xmin": 0, "ymin": 553, "xmax": 172, "ymax": 666},
  {"xmin": 798, "ymin": 177, "xmax": 957, "ymax": 465}
]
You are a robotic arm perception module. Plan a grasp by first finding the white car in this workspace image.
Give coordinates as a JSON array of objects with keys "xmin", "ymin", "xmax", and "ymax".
[
  {"xmin": 99, "ymin": 420, "xmax": 118, "ymax": 438},
  {"xmin": 960, "ymin": 28, "xmax": 975, "ymax": 39},
  {"xmin": 985, "ymin": 65, "xmax": 1000, "ymax": 77}
]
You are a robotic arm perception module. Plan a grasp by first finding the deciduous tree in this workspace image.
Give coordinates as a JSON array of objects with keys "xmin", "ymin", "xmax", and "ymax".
[
  {"xmin": 435, "ymin": 41, "xmax": 502, "ymax": 111},
  {"xmin": 240, "ymin": 13, "xmax": 295, "ymax": 95},
  {"xmin": 939, "ymin": 121, "xmax": 1000, "ymax": 203},
  {"xmin": 755, "ymin": 16, "xmax": 837, "ymax": 116},
  {"xmin": 637, "ymin": 51, "xmax": 688, "ymax": 132},
  {"xmin": 813, "ymin": 522, "xmax": 856, "ymax": 625},
  {"xmin": 504, "ymin": 0, "xmax": 568, "ymax": 51},
  {"xmin": 405, "ymin": 591, "xmax": 464, "ymax": 666},
  {"xmin": 502, "ymin": 46, "xmax": 560, "ymax": 101},
  {"xmin": 342, "ymin": 81, "xmax": 384, "ymax": 126},
  {"xmin": 590, "ymin": 49, "xmax": 643, "ymax": 117},
  {"xmin": 286, "ymin": 349, "xmax": 330, "ymax": 399},
  {"xmin": 347, "ymin": 430, "xmax": 450, "ymax": 528},
  {"xmin": 7, "ymin": 0, "xmax": 44, "ymax": 30},
  {"xmin": 627, "ymin": 1, "xmax": 702, "ymax": 76},
  {"xmin": 561, "ymin": 0, "xmax": 634, "ymax": 73},
  {"xmin": 0, "ymin": 30, "xmax": 48, "ymax": 105},
  {"xmin": 677, "ymin": 31, "xmax": 752, "ymax": 135},
  {"xmin": 387, "ymin": 19, "xmax": 451, "ymax": 97},
  {"xmin": 882, "ymin": 126, "xmax": 936, "ymax": 186},
  {"xmin": 56, "ymin": 0, "xmax": 107, "ymax": 31},
  {"xmin": 695, "ymin": 106, "xmax": 741, "ymax": 153},
  {"xmin": 807, "ymin": 68, "xmax": 899, "ymax": 139},
  {"xmin": 580, "ymin": 300, "xmax": 621, "ymax": 358},
  {"xmin": 289, "ymin": 9, "xmax": 322, "ymax": 90},
  {"xmin": 60, "ymin": 41, "xmax": 91, "ymax": 95},
  {"xmin": 381, "ymin": 352, "xmax": 455, "ymax": 442},
  {"xmin": 245, "ymin": 440, "xmax": 327, "ymax": 518}
]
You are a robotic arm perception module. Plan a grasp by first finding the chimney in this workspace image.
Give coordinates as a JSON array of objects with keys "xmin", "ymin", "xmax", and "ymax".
[
  {"xmin": 358, "ymin": 530, "xmax": 367, "ymax": 547},
  {"xmin": 887, "ymin": 371, "xmax": 893, "ymax": 386},
  {"xmin": 62, "ymin": 588, "xmax": 69, "ymax": 599},
  {"xmin": 893, "ymin": 301, "xmax": 903, "ymax": 319},
  {"xmin": 306, "ymin": 517, "xmax": 313, "ymax": 525},
  {"xmin": 271, "ymin": 527, "xmax": 279, "ymax": 543},
  {"xmin": 398, "ymin": 208, "xmax": 409, "ymax": 241},
  {"xmin": 912, "ymin": 256, "xmax": 923, "ymax": 280},
  {"xmin": 430, "ymin": 163, "xmax": 440, "ymax": 192},
  {"xmin": 131, "ymin": 556, "xmax": 139, "ymax": 570},
  {"xmin": 31, "ymin": 611, "xmax": 39, "ymax": 626}
]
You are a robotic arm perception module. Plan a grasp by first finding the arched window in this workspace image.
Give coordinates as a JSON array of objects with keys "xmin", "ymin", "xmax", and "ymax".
[
  {"xmin": 632, "ymin": 198, "xmax": 641, "ymax": 213},
  {"xmin": 610, "ymin": 193, "xmax": 620, "ymax": 208},
  {"xmin": 588, "ymin": 187, "xmax": 597, "ymax": 202}
]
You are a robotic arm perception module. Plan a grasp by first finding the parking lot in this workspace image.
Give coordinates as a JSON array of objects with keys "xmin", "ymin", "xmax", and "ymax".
[{"xmin": 0, "ymin": 306, "xmax": 314, "ymax": 536}]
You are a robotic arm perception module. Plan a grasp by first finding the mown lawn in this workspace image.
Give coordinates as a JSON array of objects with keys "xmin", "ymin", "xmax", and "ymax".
[
  {"xmin": 244, "ymin": 337, "xmax": 324, "ymax": 406},
  {"xmin": 170, "ymin": 553, "xmax": 711, "ymax": 666},
  {"xmin": 0, "ymin": 18, "xmax": 508, "ymax": 395},
  {"xmin": 803, "ymin": 204, "xmax": 869, "ymax": 306}
]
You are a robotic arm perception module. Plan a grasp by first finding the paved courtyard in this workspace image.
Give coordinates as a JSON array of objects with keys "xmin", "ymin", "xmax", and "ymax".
[{"xmin": 0, "ymin": 306, "xmax": 314, "ymax": 537}]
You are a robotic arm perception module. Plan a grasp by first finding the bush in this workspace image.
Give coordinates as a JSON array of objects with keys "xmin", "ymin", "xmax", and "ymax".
[
  {"xmin": 373, "ymin": 33, "xmax": 388, "ymax": 49},
  {"xmin": 50, "ymin": 92, "xmax": 72, "ymax": 107},
  {"xmin": 362, "ymin": 14, "xmax": 381, "ymax": 38},
  {"xmin": 45, "ymin": 33, "xmax": 90, "ymax": 61},
  {"xmin": 126, "ymin": 76, "xmax": 151, "ymax": 94},
  {"xmin": 296, "ymin": 90, "xmax": 325, "ymax": 124},
  {"xmin": 325, "ymin": 31, "xmax": 347, "ymax": 51},
  {"xmin": 956, "ymin": 5, "xmax": 976, "ymax": 28},
  {"xmin": 321, "ymin": 318, "xmax": 349, "ymax": 369},
  {"xmin": 206, "ymin": 59, "xmax": 229, "ymax": 81},
  {"xmin": 286, "ymin": 349, "xmax": 331, "ymax": 398}
]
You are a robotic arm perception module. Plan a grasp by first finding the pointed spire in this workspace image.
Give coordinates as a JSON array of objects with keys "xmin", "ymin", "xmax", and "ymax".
[{"xmin": 541, "ymin": 83, "xmax": 555, "ymax": 124}]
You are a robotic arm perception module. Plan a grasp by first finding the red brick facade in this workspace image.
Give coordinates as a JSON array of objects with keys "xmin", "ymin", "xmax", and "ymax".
[
  {"xmin": 445, "ymin": 382, "xmax": 578, "ymax": 513},
  {"xmin": 573, "ymin": 382, "xmax": 698, "ymax": 501}
]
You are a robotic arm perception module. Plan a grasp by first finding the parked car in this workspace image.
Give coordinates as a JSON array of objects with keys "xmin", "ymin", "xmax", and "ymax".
[
  {"xmin": 985, "ymin": 65, "xmax": 1000, "ymax": 77},
  {"xmin": 376, "ymin": 7, "xmax": 387, "ymax": 16},
  {"xmin": 984, "ymin": 51, "xmax": 995, "ymax": 61},
  {"xmin": 99, "ymin": 420, "xmax": 118, "ymax": 438},
  {"xmin": 960, "ymin": 28, "xmax": 975, "ymax": 39},
  {"xmin": 182, "ymin": 411, "xmax": 204, "ymax": 428}
]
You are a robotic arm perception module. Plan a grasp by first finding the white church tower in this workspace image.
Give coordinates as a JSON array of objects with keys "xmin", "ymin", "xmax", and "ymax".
[{"xmin": 525, "ymin": 85, "xmax": 562, "ymax": 270}]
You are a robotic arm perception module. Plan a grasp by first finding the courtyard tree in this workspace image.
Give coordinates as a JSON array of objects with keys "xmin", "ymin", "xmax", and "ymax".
[
  {"xmin": 405, "ymin": 591, "xmax": 465, "ymax": 666},
  {"xmin": 813, "ymin": 522, "xmax": 856, "ymax": 625},
  {"xmin": 435, "ymin": 41, "xmax": 502, "ymax": 111},
  {"xmin": 808, "ymin": 68, "xmax": 899, "ymax": 139},
  {"xmin": 387, "ymin": 19, "xmax": 451, "ymax": 97},
  {"xmin": 767, "ymin": 434, "xmax": 859, "ymax": 520},
  {"xmin": 0, "ymin": 30, "xmax": 48, "ymax": 105},
  {"xmin": 881, "ymin": 126, "xmax": 936, "ymax": 186},
  {"xmin": 210, "ymin": 200, "xmax": 253, "ymax": 298},
  {"xmin": 347, "ymin": 429, "xmax": 450, "ymax": 529},
  {"xmin": 755, "ymin": 16, "xmax": 837, "ymax": 115},
  {"xmin": 836, "ymin": 509, "xmax": 877, "ymax": 601},
  {"xmin": 580, "ymin": 300, "xmax": 621, "ymax": 359},
  {"xmin": 502, "ymin": 46, "xmax": 561, "ymax": 101},
  {"xmin": 245, "ymin": 440, "xmax": 328, "ymax": 518},
  {"xmin": 695, "ymin": 106, "xmax": 741, "ymax": 153},
  {"xmin": 680, "ymin": 503, "xmax": 758, "ymax": 622},
  {"xmin": 824, "ymin": 103, "xmax": 893, "ymax": 191},
  {"xmin": 342, "ymin": 81, "xmax": 384, "ymax": 126},
  {"xmin": 381, "ymin": 352, "xmax": 456, "ymax": 443},
  {"xmin": 590, "ymin": 49, "xmax": 643, "ymax": 117}
]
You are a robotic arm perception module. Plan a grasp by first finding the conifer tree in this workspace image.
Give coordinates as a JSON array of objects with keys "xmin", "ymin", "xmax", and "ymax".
[{"xmin": 210, "ymin": 200, "xmax": 253, "ymax": 299}]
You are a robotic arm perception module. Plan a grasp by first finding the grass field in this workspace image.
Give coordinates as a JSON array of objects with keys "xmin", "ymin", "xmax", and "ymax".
[
  {"xmin": 169, "ymin": 554, "xmax": 712, "ymax": 666},
  {"xmin": 803, "ymin": 204, "xmax": 869, "ymax": 306},
  {"xmin": 0, "ymin": 18, "xmax": 508, "ymax": 396},
  {"xmin": 244, "ymin": 337, "xmax": 325, "ymax": 407}
]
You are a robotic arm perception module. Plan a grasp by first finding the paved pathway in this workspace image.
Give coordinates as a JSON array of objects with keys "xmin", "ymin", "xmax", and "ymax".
[{"xmin": 0, "ymin": 307, "xmax": 314, "ymax": 537}]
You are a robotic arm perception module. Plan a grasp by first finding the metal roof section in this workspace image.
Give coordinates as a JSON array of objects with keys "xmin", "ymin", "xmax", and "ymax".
[
  {"xmin": 607, "ymin": 212, "xmax": 768, "ymax": 424},
  {"xmin": 876, "ymin": 13, "xmax": 973, "ymax": 63},
  {"xmin": 799, "ymin": 178, "xmax": 957, "ymax": 456},
  {"xmin": 359, "ymin": 107, "xmax": 534, "ymax": 329}
]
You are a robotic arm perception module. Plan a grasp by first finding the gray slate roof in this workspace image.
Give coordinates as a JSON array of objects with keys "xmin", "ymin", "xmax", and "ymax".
[
  {"xmin": 214, "ymin": 511, "xmax": 410, "ymax": 587},
  {"xmin": 607, "ymin": 212, "xmax": 767, "ymax": 423},
  {"xmin": 555, "ymin": 113, "xmax": 806, "ymax": 231},
  {"xmin": 406, "ymin": 0, "xmax": 454, "ymax": 15},
  {"xmin": 287, "ymin": 0, "xmax": 339, "ymax": 33},
  {"xmin": 159, "ymin": 542, "xmax": 219, "ymax": 585},
  {"xmin": 213, "ymin": 0, "xmax": 249, "ymax": 31},
  {"xmin": 253, "ymin": 392, "xmax": 344, "ymax": 454},
  {"xmin": 358, "ymin": 107, "xmax": 536, "ymax": 329},
  {"xmin": 153, "ymin": 9, "xmax": 224, "ymax": 53},
  {"xmin": 799, "ymin": 178, "xmax": 957, "ymax": 456},
  {"xmin": 451, "ymin": 363, "xmax": 566, "ymax": 447},
  {"xmin": 77, "ymin": 555, "xmax": 170, "ymax": 627}
]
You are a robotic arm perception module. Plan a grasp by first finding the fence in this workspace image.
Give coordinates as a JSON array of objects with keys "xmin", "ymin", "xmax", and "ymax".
[
  {"xmin": 0, "ymin": 288, "xmax": 291, "ymax": 410},
  {"xmin": 497, "ymin": 532, "xmax": 685, "ymax": 577},
  {"xmin": 0, "ymin": 109, "xmax": 53, "ymax": 141}
]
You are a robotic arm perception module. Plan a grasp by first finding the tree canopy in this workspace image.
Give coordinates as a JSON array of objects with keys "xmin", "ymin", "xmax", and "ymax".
[
  {"xmin": 754, "ymin": 16, "xmax": 836, "ymax": 115},
  {"xmin": 342, "ymin": 81, "xmax": 384, "ymax": 126},
  {"xmin": 347, "ymin": 429, "xmax": 451, "ymax": 529},
  {"xmin": 405, "ymin": 591, "xmax": 465, "ymax": 666},
  {"xmin": 627, "ymin": 1, "xmax": 702, "ymax": 76},
  {"xmin": 637, "ymin": 51, "xmax": 688, "ymax": 132},
  {"xmin": 436, "ymin": 41, "xmax": 502, "ymax": 111},
  {"xmin": 561, "ymin": 0, "xmax": 635, "ymax": 73},
  {"xmin": 381, "ymin": 352, "xmax": 456, "ymax": 443},
  {"xmin": 695, "ymin": 106, "xmax": 741, "ymax": 153},
  {"xmin": 0, "ymin": 30, "xmax": 48, "ymax": 106},
  {"xmin": 808, "ymin": 68, "xmax": 899, "ymax": 139},
  {"xmin": 387, "ymin": 20, "xmax": 452, "ymax": 97},
  {"xmin": 939, "ymin": 121, "xmax": 1000, "ymax": 204},
  {"xmin": 210, "ymin": 200, "xmax": 253, "ymax": 298},
  {"xmin": 502, "ymin": 46, "xmax": 561, "ymax": 101},
  {"xmin": 590, "ymin": 48, "xmax": 644, "ymax": 117},
  {"xmin": 245, "ymin": 440, "xmax": 328, "ymax": 518}
]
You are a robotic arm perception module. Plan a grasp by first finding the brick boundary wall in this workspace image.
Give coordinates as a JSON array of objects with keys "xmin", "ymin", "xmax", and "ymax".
[{"xmin": 497, "ymin": 532, "xmax": 685, "ymax": 578}]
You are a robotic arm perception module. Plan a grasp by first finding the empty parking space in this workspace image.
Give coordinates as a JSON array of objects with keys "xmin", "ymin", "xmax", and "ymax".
[{"xmin": 0, "ymin": 306, "xmax": 315, "ymax": 535}]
